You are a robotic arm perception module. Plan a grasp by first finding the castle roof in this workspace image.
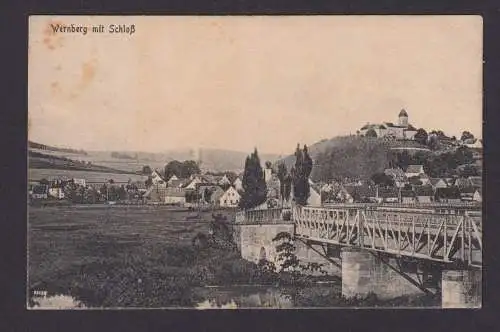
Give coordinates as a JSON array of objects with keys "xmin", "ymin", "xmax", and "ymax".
[{"xmin": 399, "ymin": 109, "xmax": 408, "ymax": 117}]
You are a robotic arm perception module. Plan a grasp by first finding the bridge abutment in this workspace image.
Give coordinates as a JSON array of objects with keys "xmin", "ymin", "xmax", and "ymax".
[
  {"xmin": 441, "ymin": 269, "xmax": 482, "ymax": 308},
  {"xmin": 341, "ymin": 247, "xmax": 424, "ymax": 300},
  {"xmin": 234, "ymin": 222, "xmax": 295, "ymax": 265}
]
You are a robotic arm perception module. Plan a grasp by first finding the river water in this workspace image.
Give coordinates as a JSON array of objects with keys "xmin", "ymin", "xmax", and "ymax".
[
  {"xmin": 195, "ymin": 285, "xmax": 295, "ymax": 309},
  {"xmin": 28, "ymin": 283, "xmax": 342, "ymax": 309}
]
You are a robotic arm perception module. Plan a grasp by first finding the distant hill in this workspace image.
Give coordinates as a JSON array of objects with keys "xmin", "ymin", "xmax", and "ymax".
[
  {"xmin": 28, "ymin": 141, "xmax": 88, "ymax": 155},
  {"xmin": 29, "ymin": 141, "xmax": 281, "ymax": 174},
  {"xmin": 197, "ymin": 148, "xmax": 281, "ymax": 173},
  {"xmin": 28, "ymin": 150, "xmax": 139, "ymax": 175}
]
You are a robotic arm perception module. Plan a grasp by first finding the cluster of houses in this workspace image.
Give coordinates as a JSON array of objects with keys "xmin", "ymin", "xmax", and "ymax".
[
  {"xmin": 28, "ymin": 159, "xmax": 481, "ymax": 209},
  {"xmin": 319, "ymin": 164, "xmax": 482, "ymax": 205},
  {"xmin": 28, "ymin": 177, "xmax": 147, "ymax": 203},
  {"xmin": 144, "ymin": 170, "xmax": 244, "ymax": 208}
]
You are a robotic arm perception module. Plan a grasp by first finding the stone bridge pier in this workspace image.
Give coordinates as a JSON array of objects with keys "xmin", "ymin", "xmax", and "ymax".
[{"xmin": 341, "ymin": 247, "xmax": 481, "ymax": 307}]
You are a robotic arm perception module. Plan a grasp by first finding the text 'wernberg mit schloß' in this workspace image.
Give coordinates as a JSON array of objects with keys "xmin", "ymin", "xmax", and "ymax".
[{"xmin": 48, "ymin": 23, "xmax": 136, "ymax": 36}]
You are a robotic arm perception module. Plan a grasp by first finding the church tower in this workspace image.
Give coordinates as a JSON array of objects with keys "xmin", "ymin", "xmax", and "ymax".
[{"xmin": 398, "ymin": 109, "xmax": 408, "ymax": 127}]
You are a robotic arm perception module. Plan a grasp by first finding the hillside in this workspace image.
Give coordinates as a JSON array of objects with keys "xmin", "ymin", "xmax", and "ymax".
[
  {"xmin": 28, "ymin": 150, "xmax": 140, "ymax": 175},
  {"xmin": 28, "ymin": 141, "xmax": 88, "ymax": 155},
  {"xmin": 279, "ymin": 136, "xmax": 432, "ymax": 182}
]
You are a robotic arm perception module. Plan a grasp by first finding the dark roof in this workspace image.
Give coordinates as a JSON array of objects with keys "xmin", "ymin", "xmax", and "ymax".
[
  {"xmin": 399, "ymin": 109, "xmax": 408, "ymax": 117},
  {"xmin": 406, "ymin": 124, "xmax": 417, "ymax": 131},
  {"xmin": 350, "ymin": 185, "xmax": 377, "ymax": 199},
  {"xmin": 378, "ymin": 187, "xmax": 399, "ymax": 198},
  {"xmin": 460, "ymin": 186, "xmax": 476, "ymax": 194},
  {"xmin": 384, "ymin": 122, "xmax": 395, "ymax": 127},
  {"xmin": 401, "ymin": 190, "xmax": 415, "ymax": 198},
  {"xmin": 32, "ymin": 185, "xmax": 48, "ymax": 194},
  {"xmin": 435, "ymin": 187, "xmax": 461, "ymax": 199},
  {"xmin": 414, "ymin": 185, "xmax": 434, "ymax": 196}
]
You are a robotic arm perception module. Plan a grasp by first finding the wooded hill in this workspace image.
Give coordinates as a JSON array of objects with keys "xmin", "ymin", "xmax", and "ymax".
[{"xmin": 279, "ymin": 135, "xmax": 478, "ymax": 182}]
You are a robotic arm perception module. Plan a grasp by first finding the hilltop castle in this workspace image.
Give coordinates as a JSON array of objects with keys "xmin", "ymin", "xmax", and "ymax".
[{"xmin": 359, "ymin": 109, "xmax": 418, "ymax": 140}]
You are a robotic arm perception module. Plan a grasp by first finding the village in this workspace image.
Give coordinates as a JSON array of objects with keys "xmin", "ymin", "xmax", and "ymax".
[{"xmin": 28, "ymin": 109, "xmax": 483, "ymax": 211}]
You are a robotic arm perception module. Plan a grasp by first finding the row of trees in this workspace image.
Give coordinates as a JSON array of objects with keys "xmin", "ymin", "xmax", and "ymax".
[
  {"xmin": 239, "ymin": 145, "xmax": 312, "ymax": 209},
  {"xmin": 164, "ymin": 160, "xmax": 201, "ymax": 180}
]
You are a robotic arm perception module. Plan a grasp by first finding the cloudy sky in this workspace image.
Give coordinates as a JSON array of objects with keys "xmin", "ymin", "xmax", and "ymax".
[{"xmin": 29, "ymin": 16, "xmax": 482, "ymax": 155}]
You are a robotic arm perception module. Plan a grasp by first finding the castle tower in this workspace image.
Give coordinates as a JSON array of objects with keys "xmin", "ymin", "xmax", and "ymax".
[{"xmin": 398, "ymin": 109, "xmax": 408, "ymax": 127}]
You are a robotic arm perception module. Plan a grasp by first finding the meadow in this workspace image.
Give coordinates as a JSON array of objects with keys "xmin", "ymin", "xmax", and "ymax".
[
  {"xmin": 28, "ymin": 205, "xmax": 244, "ymax": 307},
  {"xmin": 28, "ymin": 168, "xmax": 148, "ymax": 183}
]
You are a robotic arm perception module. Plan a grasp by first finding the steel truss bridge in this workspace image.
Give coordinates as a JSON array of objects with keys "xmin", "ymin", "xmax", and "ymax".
[{"xmin": 238, "ymin": 204, "xmax": 482, "ymax": 269}]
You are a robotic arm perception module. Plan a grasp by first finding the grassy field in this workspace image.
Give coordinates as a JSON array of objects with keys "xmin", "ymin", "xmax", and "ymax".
[
  {"xmin": 28, "ymin": 205, "xmax": 246, "ymax": 307},
  {"xmin": 28, "ymin": 168, "xmax": 148, "ymax": 183}
]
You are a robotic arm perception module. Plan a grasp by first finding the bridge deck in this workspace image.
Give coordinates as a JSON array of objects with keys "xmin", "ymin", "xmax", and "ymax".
[{"xmin": 239, "ymin": 204, "xmax": 482, "ymax": 268}]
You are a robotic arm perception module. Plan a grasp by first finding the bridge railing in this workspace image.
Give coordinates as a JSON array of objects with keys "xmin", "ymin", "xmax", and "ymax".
[
  {"xmin": 235, "ymin": 208, "xmax": 291, "ymax": 224},
  {"xmin": 293, "ymin": 204, "xmax": 482, "ymax": 267}
]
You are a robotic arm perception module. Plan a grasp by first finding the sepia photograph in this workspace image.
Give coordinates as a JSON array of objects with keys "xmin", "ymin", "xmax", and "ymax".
[{"xmin": 28, "ymin": 15, "xmax": 482, "ymax": 309}]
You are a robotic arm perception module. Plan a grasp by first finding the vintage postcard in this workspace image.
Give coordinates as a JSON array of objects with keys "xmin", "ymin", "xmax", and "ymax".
[{"xmin": 28, "ymin": 15, "xmax": 482, "ymax": 309}]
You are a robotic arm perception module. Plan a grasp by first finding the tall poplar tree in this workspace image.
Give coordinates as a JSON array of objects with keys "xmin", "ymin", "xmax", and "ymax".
[
  {"xmin": 239, "ymin": 148, "xmax": 267, "ymax": 209},
  {"xmin": 292, "ymin": 144, "xmax": 312, "ymax": 206}
]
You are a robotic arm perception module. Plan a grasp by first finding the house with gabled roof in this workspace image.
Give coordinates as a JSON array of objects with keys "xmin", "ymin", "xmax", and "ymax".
[
  {"xmin": 219, "ymin": 186, "xmax": 241, "ymax": 208},
  {"xmin": 435, "ymin": 187, "xmax": 461, "ymax": 203},
  {"xmin": 164, "ymin": 187, "xmax": 186, "ymax": 205},
  {"xmin": 454, "ymin": 177, "xmax": 473, "ymax": 189},
  {"xmin": 401, "ymin": 189, "xmax": 416, "ymax": 204},
  {"xmin": 167, "ymin": 174, "xmax": 179, "ymax": 184},
  {"xmin": 419, "ymin": 173, "xmax": 431, "ymax": 186},
  {"xmin": 414, "ymin": 185, "xmax": 434, "ymax": 203},
  {"xmin": 218, "ymin": 174, "xmax": 232, "ymax": 186},
  {"xmin": 473, "ymin": 188, "xmax": 482, "ymax": 202},
  {"xmin": 151, "ymin": 170, "xmax": 167, "ymax": 188},
  {"xmin": 429, "ymin": 178, "xmax": 448, "ymax": 190},
  {"xmin": 185, "ymin": 176, "xmax": 206, "ymax": 190},
  {"xmin": 379, "ymin": 187, "xmax": 399, "ymax": 203}
]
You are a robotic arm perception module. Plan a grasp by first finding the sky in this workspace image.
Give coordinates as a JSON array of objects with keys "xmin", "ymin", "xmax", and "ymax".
[{"xmin": 29, "ymin": 16, "xmax": 482, "ymax": 155}]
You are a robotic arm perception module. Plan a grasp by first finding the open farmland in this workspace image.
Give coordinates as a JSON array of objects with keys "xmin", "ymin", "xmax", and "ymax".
[
  {"xmin": 28, "ymin": 205, "xmax": 245, "ymax": 307},
  {"xmin": 29, "ymin": 168, "xmax": 148, "ymax": 183}
]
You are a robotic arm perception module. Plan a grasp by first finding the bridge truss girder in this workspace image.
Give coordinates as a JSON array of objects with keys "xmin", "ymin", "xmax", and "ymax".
[{"xmin": 293, "ymin": 206, "xmax": 482, "ymax": 268}]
